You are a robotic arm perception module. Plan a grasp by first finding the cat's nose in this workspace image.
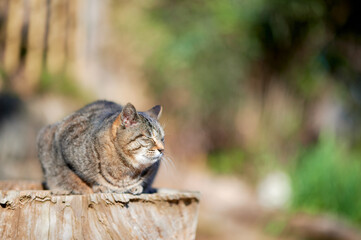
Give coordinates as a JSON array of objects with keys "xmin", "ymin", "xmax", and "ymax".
[
  {"xmin": 156, "ymin": 142, "xmax": 164, "ymax": 153},
  {"xmin": 158, "ymin": 147, "xmax": 164, "ymax": 153}
]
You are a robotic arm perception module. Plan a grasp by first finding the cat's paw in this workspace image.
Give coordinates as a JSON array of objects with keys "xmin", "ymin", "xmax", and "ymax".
[
  {"xmin": 50, "ymin": 189, "xmax": 72, "ymax": 195},
  {"xmin": 127, "ymin": 185, "xmax": 143, "ymax": 195},
  {"xmin": 92, "ymin": 185, "xmax": 111, "ymax": 193}
]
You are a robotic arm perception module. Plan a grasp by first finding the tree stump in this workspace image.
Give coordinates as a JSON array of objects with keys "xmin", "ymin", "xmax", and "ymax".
[{"xmin": 0, "ymin": 181, "xmax": 200, "ymax": 240}]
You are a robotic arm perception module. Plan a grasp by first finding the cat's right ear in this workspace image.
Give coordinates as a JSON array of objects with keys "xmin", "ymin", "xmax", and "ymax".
[
  {"xmin": 145, "ymin": 105, "xmax": 162, "ymax": 120},
  {"xmin": 120, "ymin": 103, "xmax": 139, "ymax": 128}
]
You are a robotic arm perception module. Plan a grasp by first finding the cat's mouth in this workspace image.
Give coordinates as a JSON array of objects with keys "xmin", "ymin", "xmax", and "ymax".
[
  {"xmin": 146, "ymin": 150, "xmax": 163, "ymax": 159},
  {"xmin": 146, "ymin": 154, "xmax": 162, "ymax": 162},
  {"xmin": 151, "ymin": 155, "xmax": 162, "ymax": 161}
]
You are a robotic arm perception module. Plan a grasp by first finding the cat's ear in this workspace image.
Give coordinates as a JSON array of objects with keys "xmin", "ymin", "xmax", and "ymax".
[
  {"xmin": 145, "ymin": 105, "xmax": 162, "ymax": 120},
  {"xmin": 120, "ymin": 103, "xmax": 139, "ymax": 128}
]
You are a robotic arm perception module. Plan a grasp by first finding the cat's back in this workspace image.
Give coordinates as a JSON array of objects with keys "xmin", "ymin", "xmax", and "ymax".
[
  {"xmin": 39, "ymin": 100, "xmax": 121, "ymax": 147},
  {"xmin": 61, "ymin": 100, "xmax": 121, "ymax": 135},
  {"xmin": 77, "ymin": 100, "xmax": 121, "ymax": 116}
]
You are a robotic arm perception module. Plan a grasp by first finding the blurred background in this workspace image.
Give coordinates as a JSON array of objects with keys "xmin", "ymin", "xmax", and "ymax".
[{"xmin": 1, "ymin": 0, "xmax": 361, "ymax": 239}]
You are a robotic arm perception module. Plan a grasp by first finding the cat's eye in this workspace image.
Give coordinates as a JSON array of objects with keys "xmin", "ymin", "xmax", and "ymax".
[
  {"xmin": 138, "ymin": 136, "xmax": 154, "ymax": 146},
  {"xmin": 161, "ymin": 137, "xmax": 164, "ymax": 142}
]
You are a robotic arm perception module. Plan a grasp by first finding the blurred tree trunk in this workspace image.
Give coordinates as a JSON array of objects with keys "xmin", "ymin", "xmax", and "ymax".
[
  {"xmin": 46, "ymin": 0, "xmax": 67, "ymax": 75},
  {"xmin": 4, "ymin": 0, "xmax": 23, "ymax": 75},
  {"xmin": 24, "ymin": 0, "xmax": 47, "ymax": 93}
]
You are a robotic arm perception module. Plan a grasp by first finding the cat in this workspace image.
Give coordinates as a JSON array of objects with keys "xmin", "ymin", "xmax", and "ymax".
[{"xmin": 37, "ymin": 100, "xmax": 164, "ymax": 195}]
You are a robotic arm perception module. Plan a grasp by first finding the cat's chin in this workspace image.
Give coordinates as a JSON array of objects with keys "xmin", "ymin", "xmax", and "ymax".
[{"xmin": 133, "ymin": 155, "xmax": 159, "ymax": 168}]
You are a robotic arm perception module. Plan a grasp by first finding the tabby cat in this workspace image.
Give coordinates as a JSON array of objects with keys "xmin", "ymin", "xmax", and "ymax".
[{"xmin": 37, "ymin": 100, "xmax": 164, "ymax": 194}]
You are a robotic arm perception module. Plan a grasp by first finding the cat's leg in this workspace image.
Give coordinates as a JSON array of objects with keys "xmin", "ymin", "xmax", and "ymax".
[
  {"xmin": 45, "ymin": 166, "xmax": 93, "ymax": 195},
  {"xmin": 38, "ymin": 125, "xmax": 93, "ymax": 195},
  {"xmin": 92, "ymin": 185, "xmax": 113, "ymax": 193},
  {"xmin": 126, "ymin": 185, "xmax": 143, "ymax": 195},
  {"xmin": 92, "ymin": 183, "xmax": 143, "ymax": 194}
]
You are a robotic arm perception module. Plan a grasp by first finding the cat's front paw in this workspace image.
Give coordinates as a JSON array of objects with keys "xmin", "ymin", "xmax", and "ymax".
[
  {"xmin": 50, "ymin": 189, "xmax": 91, "ymax": 195},
  {"xmin": 127, "ymin": 185, "xmax": 143, "ymax": 195},
  {"xmin": 92, "ymin": 185, "xmax": 111, "ymax": 193},
  {"xmin": 50, "ymin": 189, "xmax": 72, "ymax": 195}
]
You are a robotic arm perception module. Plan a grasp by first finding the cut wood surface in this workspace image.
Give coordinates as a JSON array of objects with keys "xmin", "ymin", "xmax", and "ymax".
[{"xmin": 0, "ymin": 181, "xmax": 200, "ymax": 240}]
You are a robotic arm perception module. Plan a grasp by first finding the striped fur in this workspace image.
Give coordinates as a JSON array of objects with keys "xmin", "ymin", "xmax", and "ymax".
[{"xmin": 37, "ymin": 100, "xmax": 164, "ymax": 194}]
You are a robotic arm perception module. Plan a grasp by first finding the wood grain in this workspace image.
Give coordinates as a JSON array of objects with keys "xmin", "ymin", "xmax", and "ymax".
[{"xmin": 0, "ymin": 181, "xmax": 200, "ymax": 240}]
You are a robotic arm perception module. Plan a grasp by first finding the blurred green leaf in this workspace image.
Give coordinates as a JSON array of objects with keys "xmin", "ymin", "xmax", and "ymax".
[
  {"xmin": 208, "ymin": 148, "xmax": 245, "ymax": 174},
  {"xmin": 291, "ymin": 134, "xmax": 361, "ymax": 225}
]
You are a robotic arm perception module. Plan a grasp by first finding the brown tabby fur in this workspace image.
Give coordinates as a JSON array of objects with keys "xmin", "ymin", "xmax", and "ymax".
[{"xmin": 37, "ymin": 100, "xmax": 164, "ymax": 194}]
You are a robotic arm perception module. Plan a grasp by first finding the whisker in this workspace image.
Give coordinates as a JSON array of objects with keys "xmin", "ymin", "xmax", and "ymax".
[
  {"xmin": 160, "ymin": 155, "xmax": 169, "ymax": 172},
  {"xmin": 161, "ymin": 152, "xmax": 176, "ymax": 172}
]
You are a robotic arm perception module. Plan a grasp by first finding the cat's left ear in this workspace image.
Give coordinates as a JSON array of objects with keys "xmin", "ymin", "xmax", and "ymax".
[
  {"xmin": 120, "ymin": 103, "xmax": 139, "ymax": 128},
  {"xmin": 145, "ymin": 105, "xmax": 162, "ymax": 120}
]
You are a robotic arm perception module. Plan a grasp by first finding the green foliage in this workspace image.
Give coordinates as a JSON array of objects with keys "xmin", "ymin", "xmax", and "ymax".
[
  {"xmin": 208, "ymin": 148, "xmax": 244, "ymax": 174},
  {"xmin": 291, "ymin": 135, "xmax": 361, "ymax": 225},
  {"xmin": 146, "ymin": 0, "xmax": 333, "ymax": 109},
  {"xmin": 264, "ymin": 218, "xmax": 287, "ymax": 236},
  {"xmin": 147, "ymin": 0, "xmax": 265, "ymax": 113}
]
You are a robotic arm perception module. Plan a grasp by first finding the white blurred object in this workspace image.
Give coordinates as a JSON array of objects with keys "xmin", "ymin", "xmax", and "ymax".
[{"xmin": 257, "ymin": 170, "xmax": 291, "ymax": 210}]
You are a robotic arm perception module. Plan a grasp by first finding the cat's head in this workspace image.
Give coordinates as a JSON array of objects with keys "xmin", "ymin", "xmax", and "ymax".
[{"xmin": 113, "ymin": 103, "xmax": 165, "ymax": 169}]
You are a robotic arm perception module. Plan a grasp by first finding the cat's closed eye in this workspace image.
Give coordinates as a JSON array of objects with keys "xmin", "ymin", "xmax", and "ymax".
[{"xmin": 138, "ymin": 137, "xmax": 154, "ymax": 146}]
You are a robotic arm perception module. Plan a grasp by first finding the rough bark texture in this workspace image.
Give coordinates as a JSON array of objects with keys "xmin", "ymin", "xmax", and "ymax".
[{"xmin": 0, "ymin": 181, "xmax": 200, "ymax": 240}]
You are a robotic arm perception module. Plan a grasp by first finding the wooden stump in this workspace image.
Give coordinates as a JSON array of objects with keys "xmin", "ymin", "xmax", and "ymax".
[{"xmin": 0, "ymin": 181, "xmax": 200, "ymax": 240}]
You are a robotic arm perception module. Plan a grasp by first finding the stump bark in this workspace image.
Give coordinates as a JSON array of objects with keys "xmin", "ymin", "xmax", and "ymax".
[{"xmin": 0, "ymin": 181, "xmax": 200, "ymax": 240}]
